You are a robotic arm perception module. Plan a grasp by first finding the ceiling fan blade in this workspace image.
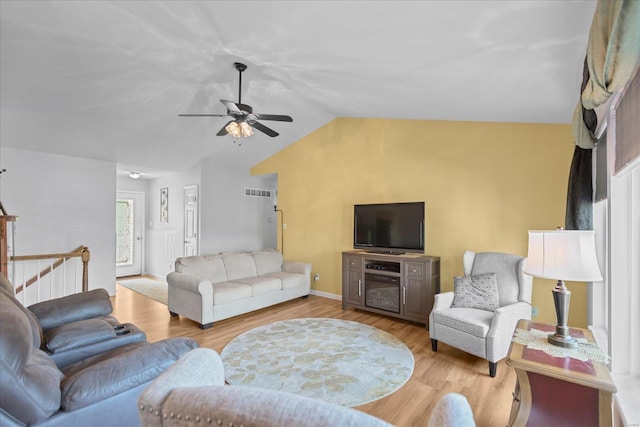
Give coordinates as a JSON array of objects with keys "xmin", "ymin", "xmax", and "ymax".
[
  {"xmin": 220, "ymin": 99, "xmax": 242, "ymax": 114},
  {"xmin": 178, "ymin": 113, "xmax": 227, "ymax": 117},
  {"xmin": 255, "ymin": 114, "xmax": 293, "ymax": 122},
  {"xmin": 216, "ymin": 121, "xmax": 233, "ymax": 136},
  {"xmin": 251, "ymin": 121, "xmax": 279, "ymax": 137}
]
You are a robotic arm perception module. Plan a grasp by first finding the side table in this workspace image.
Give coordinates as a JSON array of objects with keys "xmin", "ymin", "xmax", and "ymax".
[{"xmin": 506, "ymin": 319, "xmax": 617, "ymax": 427}]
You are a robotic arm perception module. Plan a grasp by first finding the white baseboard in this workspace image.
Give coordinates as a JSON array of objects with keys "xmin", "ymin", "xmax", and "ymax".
[{"xmin": 310, "ymin": 289, "xmax": 342, "ymax": 301}]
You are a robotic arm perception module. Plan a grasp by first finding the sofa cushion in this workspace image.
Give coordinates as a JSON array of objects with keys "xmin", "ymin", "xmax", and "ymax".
[
  {"xmin": 432, "ymin": 307, "xmax": 493, "ymax": 338},
  {"xmin": 45, "ymin": 318, "xmax": 117, "ymax": 353},
  {"xmin": 178, "ymin": 255, "xmax": 228, "ymax": 284},
  {"xmin": 233, "ymin": 276, "xmax": 283, "ymax": 297},
  {"xmin": 252, "ymin": 249, "xmax": 283, "ymax": 275},
  {"xmin": 223, "ymin": 254, "xmax": 258, "ymax": 281},
  {"xmin": 264, "ymin": 272, "xmax": 307, "ymax": 290},
  {"xmin": 0, "ymin": 292, "xmax": 64, "ymax": 424},
  {"xmin": 452, "ymin": 273, "xmax": 499, "ymax": 312},
  {"xmin": 60, "ymin": 337, "xmax": 198, "ymax": 411},
  {"xmin": 212, "ymin": 282, "xmax": 252, "ymax": 305}
]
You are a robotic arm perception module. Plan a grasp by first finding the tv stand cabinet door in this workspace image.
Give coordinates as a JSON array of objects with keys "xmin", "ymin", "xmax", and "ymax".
[
  {"xmin": 403, "ymin": 260, "xmax": 430, "ymax": 324},
  {"xmin": 342, "ymin": 253, "xmax": 364, "ymax": 309}
]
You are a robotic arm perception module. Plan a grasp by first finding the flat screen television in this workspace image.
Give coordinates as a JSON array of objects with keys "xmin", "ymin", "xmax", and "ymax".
[{"xmin": 353, "ymin": 202, "xmax": 424, "ymax": 254}]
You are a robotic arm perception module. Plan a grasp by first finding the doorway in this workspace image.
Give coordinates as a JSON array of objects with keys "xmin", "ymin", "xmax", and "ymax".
[
  {"xmin": 183, "ymin": 185, "xmax": 199, "ymax": 257},
  {"xmin": 116, "ymin": 191, "xmax": 144, "ymax": 277}
]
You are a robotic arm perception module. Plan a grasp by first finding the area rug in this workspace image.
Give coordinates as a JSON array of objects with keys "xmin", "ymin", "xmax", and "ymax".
[
  {"xmin": 117, "ymin": 277, "xmax": 168, "ymax": 305},
  {"xmin": 220, "ymin": 318, "xmax": 414, "ymax": 407}
]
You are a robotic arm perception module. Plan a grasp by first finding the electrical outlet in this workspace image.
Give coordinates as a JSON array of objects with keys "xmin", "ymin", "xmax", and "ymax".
[
  {"xmin": 314, "ymin": 273, "xmax": 320, "ymax": 282},
  {"xmin": 531, "ymin": 306, "xmax": 539, "ymax": 318}
]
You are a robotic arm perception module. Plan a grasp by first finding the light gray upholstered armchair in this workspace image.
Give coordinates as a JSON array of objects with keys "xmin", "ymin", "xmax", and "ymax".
[{"xmin": 429, "ymin": 251, "xmax": 532, "ymax": 377}]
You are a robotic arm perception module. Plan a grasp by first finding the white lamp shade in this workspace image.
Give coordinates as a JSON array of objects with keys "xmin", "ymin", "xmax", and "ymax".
[{"xmin": 524, "ymin": 230, "xmax": 603, "ymax": 282}]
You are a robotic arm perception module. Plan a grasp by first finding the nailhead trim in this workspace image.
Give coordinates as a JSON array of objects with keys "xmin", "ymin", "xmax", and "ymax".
[{"xmin": 143, "ymin": 404, "xmax": 254, "ymax": 427}]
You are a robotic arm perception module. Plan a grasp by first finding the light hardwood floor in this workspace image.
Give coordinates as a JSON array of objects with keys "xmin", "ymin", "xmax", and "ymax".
[{"xmin": 111, "ymin": 284, "xmax": 516, "ymax": 427}]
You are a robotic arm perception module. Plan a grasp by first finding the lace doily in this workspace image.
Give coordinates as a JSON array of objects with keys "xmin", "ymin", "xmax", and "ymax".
[{"xmin": 512, "ymin": 328, "xmax": 610, "ymax": 363}]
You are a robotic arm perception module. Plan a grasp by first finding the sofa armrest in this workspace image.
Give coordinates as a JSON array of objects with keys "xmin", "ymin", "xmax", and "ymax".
[
  {"xmin": 45, "ymin": 318, "xmax": 116, "ymax": 353},
  {"xmin": 143, "ymin": 384, "xmax": 392, "ymax": 427},
  {"xmin": 28, "ymin": 289, "xmax": 113, "ymax": 331},
  {"xmin": 432, "ymin": 292, "xmax": 454, "ymax": 311},
  {"xmin": 429, "ymin": 292, "xmax": 455, "ymax": 337},
  {"xmin": 282, "ymin": 261, "xmax": 311, "ymax": 276},
  {"xmin": 138, "ymin": 348, "xmax": 225, "ymax": 424},
  {"xmin": 486, "ymin": 302, "xmax": 531, "ymax": 362},
  {"xmin": 167, "ymin": 272, "xmax": 213, "ymax": 295}
]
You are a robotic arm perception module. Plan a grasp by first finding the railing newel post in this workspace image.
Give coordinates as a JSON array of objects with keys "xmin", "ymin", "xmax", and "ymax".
[{"xmin": 81, "ymin": 246, "xmax": 90, "ymax": 292}]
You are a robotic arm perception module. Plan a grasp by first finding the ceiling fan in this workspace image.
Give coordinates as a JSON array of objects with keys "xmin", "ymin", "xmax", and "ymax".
[{"xmin": 179, "ymin": 62, "xmax": 293, "ymax": 138}]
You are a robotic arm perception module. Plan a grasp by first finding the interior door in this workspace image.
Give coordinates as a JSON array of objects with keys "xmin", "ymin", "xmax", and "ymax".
[
  {"xmin": 116, "ymin": 191, "xmax": 144, "ymax": 277},
  {"xmin": 183, "ymin": 185, "xmax": 199, "ymax": 257}
]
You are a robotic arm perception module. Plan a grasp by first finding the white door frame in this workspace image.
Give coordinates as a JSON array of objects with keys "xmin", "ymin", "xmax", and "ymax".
[
  {"xmin": 183, "ymin": 185, "xmax": 199, "ymax": 257},
  {"xmin": 116, "ymin": 190, "xmax": 145, "ymax": 277}
]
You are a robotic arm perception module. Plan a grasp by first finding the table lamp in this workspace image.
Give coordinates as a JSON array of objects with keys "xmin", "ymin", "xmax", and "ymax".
[{"xmin": 524, "ymin": 229, "xmax": 602, "ymax": 349}]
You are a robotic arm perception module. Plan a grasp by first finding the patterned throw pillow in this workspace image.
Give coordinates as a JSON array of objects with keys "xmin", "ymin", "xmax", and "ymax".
[{"xmin": 452, "ymin": 273, "xmax": 499, "ymax": 312}]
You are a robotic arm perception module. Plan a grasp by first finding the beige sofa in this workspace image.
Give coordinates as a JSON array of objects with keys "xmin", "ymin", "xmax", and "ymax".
[{"xmin": 166, "ymin": 250, "xmax": 311, "ymax": 329}]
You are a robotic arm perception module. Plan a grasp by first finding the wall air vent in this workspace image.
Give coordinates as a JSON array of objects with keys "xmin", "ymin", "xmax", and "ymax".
[{"xmin": 244, "ymin": 188, "xmax": 272, "ymax": 198}]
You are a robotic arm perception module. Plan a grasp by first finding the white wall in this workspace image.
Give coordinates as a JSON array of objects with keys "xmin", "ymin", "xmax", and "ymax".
[
  {"xmin": 117, "ymin": 175, "xmax": 149, "ymax": 193},
  {"xmin": 200, "ymin": 156, "xmax": 277, "ymax": 255},
  {"xmin": 1, "ymin": 148, "xmax": 278, "ymax": 289},
  {"xmin": 1, "ymin": 147, "xmax": 116, "ymax": 294},
  {"xmin": 145, "ymin": 165, "xmax": 201, "ymax": 277}
]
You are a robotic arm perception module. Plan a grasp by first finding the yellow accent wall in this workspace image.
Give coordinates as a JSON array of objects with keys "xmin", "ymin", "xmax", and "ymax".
[{"xmin": 252, "ymin": 118, "xmax": 587, "ymax": 327}]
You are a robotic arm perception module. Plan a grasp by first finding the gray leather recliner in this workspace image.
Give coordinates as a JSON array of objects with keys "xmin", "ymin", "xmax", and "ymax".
[
  {"xmin": 0, "ymin": 273, "xmax": 147, "ymax": 368},
  {"xmin": 0, "ymin": 275, "xmax": 199, "ymax": 426}
]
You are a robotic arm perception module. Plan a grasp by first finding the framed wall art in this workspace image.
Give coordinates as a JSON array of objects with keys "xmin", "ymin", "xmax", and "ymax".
[{"xmin": 160, "ymin": 187, "xmax": 169, "ymax": 222}]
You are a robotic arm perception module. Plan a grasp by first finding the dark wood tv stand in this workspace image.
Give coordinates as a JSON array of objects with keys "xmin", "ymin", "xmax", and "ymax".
[{"xmin": 341, "ymin": 250, "xmax": 440, "ymax": 326}]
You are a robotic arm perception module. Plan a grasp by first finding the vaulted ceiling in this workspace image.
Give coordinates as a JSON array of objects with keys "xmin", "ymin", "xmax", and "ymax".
[{"xmin": 0, "ymin": 1, "xmax": 596, "ymax": 178}]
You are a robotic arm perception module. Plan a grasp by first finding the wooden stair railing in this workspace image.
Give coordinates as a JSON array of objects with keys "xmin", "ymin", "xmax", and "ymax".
[{"xmin": 11, "ymin": 246, "xmax": 90, "ymax": 294}]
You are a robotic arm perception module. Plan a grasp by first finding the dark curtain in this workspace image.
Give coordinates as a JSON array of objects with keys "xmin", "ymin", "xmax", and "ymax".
[
  {"xmin": 565, "ymin": 147, "xmax": 593, "ymax": 230},
  {"xmin": 565, "ymin": 58, "xmax": 597, "ymax": 230},
  {"xmin": 566, "ymin": 0, "xmax": 640, "ymax": 230}
]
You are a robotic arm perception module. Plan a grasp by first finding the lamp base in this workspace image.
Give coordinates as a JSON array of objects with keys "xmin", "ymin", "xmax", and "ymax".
[
  {"xmin": 548, "ymin": 331, "xmax": 578, "ymax": 349},
  {"xmin": 548, "ymin": 280, "xmax": 578, "ymax": 349}
]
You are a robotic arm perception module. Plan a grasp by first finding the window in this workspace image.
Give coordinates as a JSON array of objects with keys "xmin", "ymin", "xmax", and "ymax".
[{"xmin": 591, "ymin": 67, "xmax": 640, "ymax": 425}]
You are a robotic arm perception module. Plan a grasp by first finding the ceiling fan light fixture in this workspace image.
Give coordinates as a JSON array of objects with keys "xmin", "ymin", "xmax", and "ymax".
[
  {"xmin": 225, "ymin": 121, "xmax": 241, "ymax": 137},
  {"xmin": 225, "ymin": 121, "xmax": 254, "ymax": 138},
  {"xmin": 239, "ymin": 121, "xmax": 254, "ymax": 137}
]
